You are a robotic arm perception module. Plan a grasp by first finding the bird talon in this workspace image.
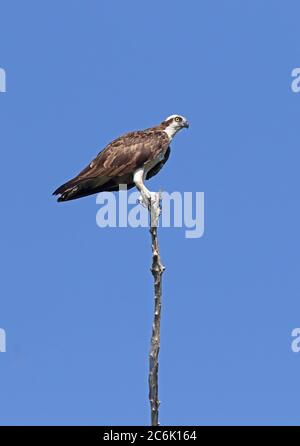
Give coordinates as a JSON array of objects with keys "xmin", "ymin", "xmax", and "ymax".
[{"xmin": 138, "ymin": 194, "xmax": 149, "ymax": 208}]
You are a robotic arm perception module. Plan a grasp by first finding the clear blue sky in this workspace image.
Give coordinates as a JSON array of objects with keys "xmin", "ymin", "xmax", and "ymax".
[{"xmin": 1, "ymin": 0, "xmax": 300, "ymax": 426}]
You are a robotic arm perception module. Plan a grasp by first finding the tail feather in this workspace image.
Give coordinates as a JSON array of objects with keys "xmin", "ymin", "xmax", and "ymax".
[
  {"xmin": 53, "ymin": 180, "xmax": 76, "ymax": 197},
  {"xmin": 56, "ymin": 186, "xmax": 80, "ymax": 202},
  {"xmin": 53, "ymin": 177, "xmax": 122, "ymax": 202},
  {"xmin": 53, "ymin": 178, "xmax": 96, "ymax": 202},
  {"xmin": 53, "ymin": 178, "xmax": 80, "ymax": 201}
]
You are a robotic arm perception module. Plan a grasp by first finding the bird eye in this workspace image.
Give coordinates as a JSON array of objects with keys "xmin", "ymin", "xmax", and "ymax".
[{"xmin": 175, "ymin": 117, "xmax": 180, "ymax": 122}]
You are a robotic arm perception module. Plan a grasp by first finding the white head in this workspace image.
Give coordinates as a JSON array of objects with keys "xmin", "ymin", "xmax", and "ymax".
[{"xmin": 161, "ymin": 114, "xmax": 189, "ymax": 140}]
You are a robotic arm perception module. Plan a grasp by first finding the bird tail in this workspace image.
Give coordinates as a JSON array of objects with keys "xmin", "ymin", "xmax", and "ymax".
[
  {"xmin": 52, "ymin": 177, "xmax": 121, "ymax": 202},
  {"xmin": 53, "ymin": 178, "xmax": 97, "ymax": 202},
  {"xmin": 53, "ymin": 179, "xmax": 80, "ymax": 202}
]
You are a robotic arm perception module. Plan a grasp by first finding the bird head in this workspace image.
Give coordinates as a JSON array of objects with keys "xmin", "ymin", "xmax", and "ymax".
[{"xmin": 161, "ymin": 114, "xmax": 189, "ymax": 139}]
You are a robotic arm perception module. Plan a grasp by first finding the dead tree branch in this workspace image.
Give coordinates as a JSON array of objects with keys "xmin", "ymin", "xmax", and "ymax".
[{"xmin": 148, "ymin": 192, "xmax": 165, "ymax": 426}]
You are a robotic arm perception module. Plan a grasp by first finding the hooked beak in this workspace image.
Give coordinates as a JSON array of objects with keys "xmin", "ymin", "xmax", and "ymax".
[{"xmin": 183, "ymin": 121, "xmax": 189, "ymax": 129}]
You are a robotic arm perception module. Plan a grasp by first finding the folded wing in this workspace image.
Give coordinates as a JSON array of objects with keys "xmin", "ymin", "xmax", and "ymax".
[{"xmin": 53, "ymin": 129, "xmax": 170, "ymax": 201}]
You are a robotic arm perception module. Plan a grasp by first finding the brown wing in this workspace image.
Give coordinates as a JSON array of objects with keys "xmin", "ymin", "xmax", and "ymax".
[
  {"xmin": 53, "ymin": 128, "xmax": 170, "ymax": 201},
  {"xmin": 76, "ymin": 129, "xmax": 170, "ymax": 180},
  {"xmin": 146, "ymin": 146, "xmax": 171, "ymax": 180}
]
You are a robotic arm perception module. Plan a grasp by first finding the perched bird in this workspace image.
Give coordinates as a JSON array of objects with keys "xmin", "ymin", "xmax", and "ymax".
[{"xmin": 53, "ymin": 114, "xmax": 189, "ymax": 207}]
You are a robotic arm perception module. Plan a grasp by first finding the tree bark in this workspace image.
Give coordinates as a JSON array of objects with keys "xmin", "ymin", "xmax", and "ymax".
[{"xmin": 148, "ymin": 193, "xmax": 165, "ymax": 426}]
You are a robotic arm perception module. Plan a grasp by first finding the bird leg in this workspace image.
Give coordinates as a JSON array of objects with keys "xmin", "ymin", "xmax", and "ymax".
[
  {"xmin": 134, "ymin": 168, "xmax": 152, "ymax": 209},
  {"xmin": 134, "ymin": 168, "xmax": 161, "ymax": 227}
]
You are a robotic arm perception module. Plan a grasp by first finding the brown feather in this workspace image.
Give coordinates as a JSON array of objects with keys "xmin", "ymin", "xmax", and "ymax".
[{"xmin": 53, "ymin": 126, "xmax": 170, "ymax": 201}]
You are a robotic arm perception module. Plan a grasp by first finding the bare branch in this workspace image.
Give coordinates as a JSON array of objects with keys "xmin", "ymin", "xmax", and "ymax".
[{"xmin": 148, "ymin": 192, "xmax": 165, "ymax": 426}]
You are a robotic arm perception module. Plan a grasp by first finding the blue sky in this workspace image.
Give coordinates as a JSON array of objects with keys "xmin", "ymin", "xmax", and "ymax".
[{"xmin": 1, "ymin": 0, "xmax": 300, "ymax": 426}]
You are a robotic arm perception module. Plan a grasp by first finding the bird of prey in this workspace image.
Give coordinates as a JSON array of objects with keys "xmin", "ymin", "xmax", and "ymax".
[{"xmin": 53, "ymin": 114, "xmax": 189, "ymax": 207}]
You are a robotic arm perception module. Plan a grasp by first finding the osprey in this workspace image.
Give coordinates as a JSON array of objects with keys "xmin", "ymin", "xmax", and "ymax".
[{"xmin": 53, "ymin": 114, "xmax": 189, "ymax": 207}]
